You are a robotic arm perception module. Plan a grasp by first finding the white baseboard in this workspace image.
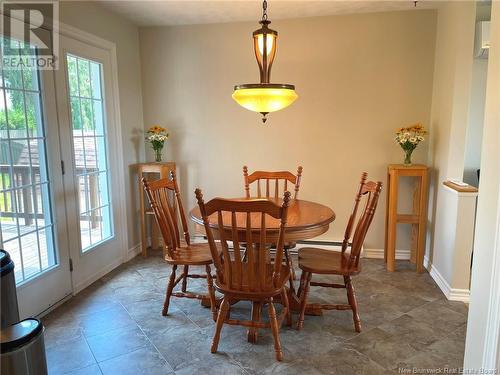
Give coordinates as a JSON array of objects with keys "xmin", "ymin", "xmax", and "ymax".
[
  {"xmin": 73, "ymin": 257, "xmax": 123, "ymax": 294},
  {"xmin": 126, "ymin": 243, "xmax": 142, "ymax": 261},
  {"xmin": 36, "ymin": 293, "xmax": 73, "ymax": 319},
  {"xmin": 295, "ymin": 241, "xmax": 343, "ymax": 251},
  {"xmin": 363, "ymin": 248, "xmax": 411, "ymax": 260},
  {"xmin": 448, "ymin": 289, "xmax": 470, "ymax": 303},
  {"xmin": 424, "ymin": 254, "xmax": 430, "ymax": 269},
  {"xmin": 426, "ymin": 258, "xmax": 451, "ymax": 297},
  {"xmin": 424, "ymin": 255, "xmax": 470, "ymax": 302},
  {"xmin": 73, "ymin": 243, "xmax": 142, "ymax": 294}
]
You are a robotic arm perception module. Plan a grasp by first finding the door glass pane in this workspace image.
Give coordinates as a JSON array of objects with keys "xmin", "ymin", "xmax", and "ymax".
[
  {"xmin": 0, "ymin": 38, "xmax": 57, "ymax": 284},
  {"xmin": 66, "ymin": 54, "xmax": 113, "ymax": 252}
]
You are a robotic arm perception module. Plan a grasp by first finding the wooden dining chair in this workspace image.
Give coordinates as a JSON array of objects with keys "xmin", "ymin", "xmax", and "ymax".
[
  {"xmin": 296, "ymin": 172, "xmax": 382, "ymax": 332},
  {"xmin": 243, "ymin": 165, "xmax": 303, "ymax": 280},
  {"xmin": 243, "ymin": 165, "xmax": 303, "ymax": 199},
  {"xmin": 142, "ymin": 171, "xmax": 218, "ymax": 320},
  {"xmin": 195, "ymin": 189, "xmax": 293, "ymax": 361}
]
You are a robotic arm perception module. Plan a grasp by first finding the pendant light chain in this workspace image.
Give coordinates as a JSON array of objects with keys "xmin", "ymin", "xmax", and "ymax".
[{"xmin": 262, "ymin": 0, "xmax": 268, "ymax": 21}]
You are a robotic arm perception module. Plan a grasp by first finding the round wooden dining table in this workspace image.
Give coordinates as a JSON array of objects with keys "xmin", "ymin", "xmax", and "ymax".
[
  {"xmin": 189, "ymin": 197, "xmax": 336, "ymax": 243},
  {"xmin": 190, "ymin": 197, "xmax": 336, "ymax": 341}
]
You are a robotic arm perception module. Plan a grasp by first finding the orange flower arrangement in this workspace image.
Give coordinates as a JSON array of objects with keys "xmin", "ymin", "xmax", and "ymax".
[
  {"xmin": 395, "ymin": 123, "xmax": 427, "ymax": 165},
  {"xmin": 146, "ymin": 125, "xmax": 169, "ymax": 162}
]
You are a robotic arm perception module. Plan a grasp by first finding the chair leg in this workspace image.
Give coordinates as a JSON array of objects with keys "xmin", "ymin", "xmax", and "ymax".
[
  {"xmin": 284, "ymin": 249, "xmax": 296, "ymax": 280},
  {"xmin": 205, "ymin": 264, "xmax": 217, "ymax": 322},
  {"xmin": 268, "ymin": 298, "xmax": 284, "ymax": 361},
  {"xmin": 211, "ymin": 297, "xmax": 230, "ymax": 353},
  {"xmin": 297, "ymin": 269, "xmax": 307, "ymax": 298},
  {"xmin": 344, "ymin": 275, "xmax": 361, "ymax": 333},
  {"xmin": 162, "ymin": 264, "xmax": 177, "ymax": 316},
  {"xmin": 285, "ymin": 251, "xmax": 296, "ymax": 296},
  {"xmin": 181, "ymin": 265, "xmax": 189, "ymax": 292},
  {"xmin": 297, "ymin": 272, "xmax": 312, "ymax": 330},
  {"xmin": 281, "ymin": 288, "xmax": 292, "ymax": 327}
]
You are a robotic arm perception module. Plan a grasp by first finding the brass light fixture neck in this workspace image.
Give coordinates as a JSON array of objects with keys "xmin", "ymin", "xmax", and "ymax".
[{"xmin": 253, "ymin": 21, "xmax": 277, "ymax": 36}]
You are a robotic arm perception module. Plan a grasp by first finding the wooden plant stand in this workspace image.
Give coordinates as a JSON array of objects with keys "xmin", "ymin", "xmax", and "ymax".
[{"xmin": 384, "ymin": 164, "xmax": 429, "ymax": 272}]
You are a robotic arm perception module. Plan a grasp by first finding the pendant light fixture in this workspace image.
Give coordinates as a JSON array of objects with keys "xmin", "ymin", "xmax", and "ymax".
[{"xmin": 232, "ymin": 0, "xmax": 298, "ymax": 123}]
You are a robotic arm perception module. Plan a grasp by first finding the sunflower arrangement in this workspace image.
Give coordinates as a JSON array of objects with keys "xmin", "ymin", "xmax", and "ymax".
[
  {"xmin": 395, "ymin": 123, "xmax": 427, "ymax": 165},
  {"xmin": 146, "ymin": 125, "xmax": 169, "ymax": 162}
]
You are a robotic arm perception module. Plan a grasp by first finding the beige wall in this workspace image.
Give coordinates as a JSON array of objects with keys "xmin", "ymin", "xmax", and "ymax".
[
  {"xmin": 60, "ymin": 1, "xmax": 145, "ymax": 250},
  {"xmin": 139, "ymin": 10, "xmax": 437, "ymax": 250},
  {"xmin": 425, "ymin": 1, "xmax": 476, "ymax": 286}
]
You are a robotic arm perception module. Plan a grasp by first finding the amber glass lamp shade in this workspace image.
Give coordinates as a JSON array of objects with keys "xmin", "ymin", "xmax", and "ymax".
[{"xmin": 232, "ymin": 84, "xmax": 297, "ymax": 122}]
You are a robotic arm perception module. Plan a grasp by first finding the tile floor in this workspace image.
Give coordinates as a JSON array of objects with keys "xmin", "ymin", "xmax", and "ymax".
[{"xmin": 43, "ymin": 250, "xmax": 468, "ymax": 374}]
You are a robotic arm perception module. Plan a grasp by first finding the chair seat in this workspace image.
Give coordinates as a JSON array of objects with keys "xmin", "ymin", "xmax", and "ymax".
[
  {"xmin": 215, "ymin": 263, "xmax": 290, "ymax": 298},
  {"xmin": 298, "ymin": 247, "xmax": 360, "ymax": 275},
  {"xmin": 165, "ymin": 242, "xmax": 218, "ymax": 266}
]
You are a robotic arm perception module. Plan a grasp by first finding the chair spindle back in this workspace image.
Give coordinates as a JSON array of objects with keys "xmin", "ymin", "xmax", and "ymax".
[
  {"xmin": 142, "ymin": 171, "xmax": 190, "ymax": 258},
  {"xmin": 341, "ymin": 172, "xmax": 368, "ymax": 253},
  {"xmin": 195, "ymin": 189, "xmax": 291, "ymax": 292},
  {"xmin": 243, "ymin": 166, "xmax": 303, "ymax": 199},
  {"xmin": 342, "ymin": 173, "xmax": 382, "ymax": 268}
]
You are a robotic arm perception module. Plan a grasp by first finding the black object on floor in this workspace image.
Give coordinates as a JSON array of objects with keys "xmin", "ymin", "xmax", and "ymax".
[
  {"xmin": 0, "ymin": 250, "xmax": 48, "ymax": 375},
  {"xmin": 0, "ymin": 249, "xmax": 20, "ymax": 328}
]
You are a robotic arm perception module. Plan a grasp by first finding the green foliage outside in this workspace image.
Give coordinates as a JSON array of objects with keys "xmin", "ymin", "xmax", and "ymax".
[
  {"xmin": 67, "ymin": 55, "xmax": 99, "ymax": 132},
  {"xmin": 0, "ymin": 68, "xmax": 38, "ymax": 131},
  {"xmin": 0, "ymin": 38, "xmax": 40, "ymax": 132},
  {"xmin": 0, "ymin": 50, "xmax": 100, "ymax": 132}
]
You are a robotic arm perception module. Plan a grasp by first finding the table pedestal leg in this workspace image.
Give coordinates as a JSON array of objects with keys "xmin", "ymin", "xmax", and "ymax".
[
  {"xmin": 273, "ymin": 287, "xmax": 324, "ymax": 316},
  {"xmin": 247, "ymin": 301, "xmax": 262, "ymax": 343},
  {"xmin": 288, "ymin": 290, "xmax": 324, "ymax": 316},
  {"xmin": 200, "ymin": 296, "xmax": 212, "ymax": 308}
]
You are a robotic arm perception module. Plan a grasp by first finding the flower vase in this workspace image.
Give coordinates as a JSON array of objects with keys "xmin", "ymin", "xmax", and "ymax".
[
  {"xmin": 404, "ymin": 149, "xmax": 413, "ymax": 166},
  {"xmin": 154, "ymin": 148, "xmax": 163, "ymax": 162}
]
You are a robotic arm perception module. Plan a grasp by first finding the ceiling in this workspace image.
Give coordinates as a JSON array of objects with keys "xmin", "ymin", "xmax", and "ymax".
[{"xmin": 95, "ymin": 0, "xmax": 438, "ymax": 26}]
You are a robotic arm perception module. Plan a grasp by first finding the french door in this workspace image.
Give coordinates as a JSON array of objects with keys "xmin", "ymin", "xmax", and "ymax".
[
  {"xmin": 55, "ymin": 35, "xmax": 125, "ymax": 292},
  {"xmin": 1, "ymin": 29, "xmax": 125, "ymax": 317},
  {"xmin": 0, "ymin": 35, "xmax": 72, "ymax": 318}
]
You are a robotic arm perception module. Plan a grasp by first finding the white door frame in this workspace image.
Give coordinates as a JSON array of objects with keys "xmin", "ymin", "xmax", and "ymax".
[{"xmin": 55, "ymin": 23, "xmax": 128, "ymax": 293}]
